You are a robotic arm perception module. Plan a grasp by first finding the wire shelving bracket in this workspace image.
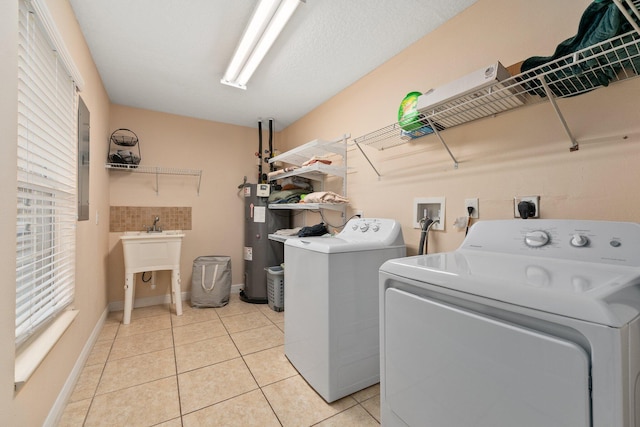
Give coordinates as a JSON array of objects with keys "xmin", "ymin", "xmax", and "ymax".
[
  {"xmin": 105, "ymin": 163, "xmax": 203, "ymax": 196},
  {"xmin": 353, "ymin": 0, "xmax": 640, "ymax": 175}
]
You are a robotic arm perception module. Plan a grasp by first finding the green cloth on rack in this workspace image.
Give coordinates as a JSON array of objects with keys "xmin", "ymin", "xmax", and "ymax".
[
  {"xmin": 522, "ymin": 1, "xmax": 628, "ymax": 71},
  {"xmin": 520, "ymin": 0, "xmax": 636, "ymax": 97},
  {"xmin": 268, "ymin": 189, "xmax": 308, "ymax": 204}
]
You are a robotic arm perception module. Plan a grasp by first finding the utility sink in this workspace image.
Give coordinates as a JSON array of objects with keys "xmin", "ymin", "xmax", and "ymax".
[
  {"xmin": 120, "ymin": 230, "xmax": 185, "ymax": 270},
  {"xmin": 122, "ymin": 230, "xmax": 185, "ymax": 237},
  {"xmin": 120, "ymin": 230, "xmax": 185, "ymax": 324}
]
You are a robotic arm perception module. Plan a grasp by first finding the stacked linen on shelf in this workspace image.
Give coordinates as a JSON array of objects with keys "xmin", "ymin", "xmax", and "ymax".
[
  {"xmin": 302, "ymin": 156, "xmax": 332, "ymax": 167},
  {"xmin": 267, "ymin": 166, "xmax": 298, "ymax": 180},
  {"xmin": 268, "ymin": 189, "xmax": 308, "ymax": 204},
  {"xmin": 301, "ymin": 191, "xmax": 349, "ymax": 204}
]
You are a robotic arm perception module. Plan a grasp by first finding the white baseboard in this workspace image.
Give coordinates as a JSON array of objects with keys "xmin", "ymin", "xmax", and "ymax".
[
  {"xmin": 108, "ymin": 283, "xmax": 244, "ymax": 312},
  {"xmin": 43, "ymin": 306, "xmax": 109, "ymax": 427},
  {"xmin": 107, "ymin": 292, "xmax": 189, "ymax": 312},
  {"xmin": 43, "ymin": 285, "xmax": 246, "ymax": 425}
]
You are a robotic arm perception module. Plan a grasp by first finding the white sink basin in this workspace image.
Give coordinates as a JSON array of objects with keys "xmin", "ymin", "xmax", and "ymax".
[
  {"xmin": 120, "ymin": 230, "xmax": 185, "ymax": 272},
  {"xmin": 122, "ymin": 230, "xmax": 185, "ymax": 238},
  {"xmin": 120, "ymin": 230, "xmax": 186, "ymax": 324}
]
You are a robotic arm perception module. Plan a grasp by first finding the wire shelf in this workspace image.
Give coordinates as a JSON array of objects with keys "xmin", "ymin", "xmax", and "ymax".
[
  {"xmin": 354, "ymin": 26, "xmax": 640, "ymax": 152},
  {"xmin": 269, "ymin": 138, "xmax": 346, "ymax": 166},
  {"xmin": 105, "ymin": 163, "xmax": 201, "ymax": 176},
  {"xmin": 105, "ymin": 163, "xmax": 202, "ymax": 195},
  {"xmin": 268, "ymin": 162, "xmax": 346, "ymax": 182},
  {"xmin": 268, "ymin": 203, "xmax": 347, "ymax": 212},
  {"xmin": 266, "ymin": 135, "xmax": 349, "ymax": 210}
]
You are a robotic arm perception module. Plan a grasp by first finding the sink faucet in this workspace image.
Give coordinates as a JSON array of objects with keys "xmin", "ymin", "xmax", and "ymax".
[{"xmin": 149, "ymin": 216, "xmax": 161, "ymax": 232}]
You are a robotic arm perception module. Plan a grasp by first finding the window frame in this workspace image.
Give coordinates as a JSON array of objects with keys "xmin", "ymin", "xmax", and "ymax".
[{"xmin": 14, "ymin": 0, "xmax": 84, "ymax": 388}]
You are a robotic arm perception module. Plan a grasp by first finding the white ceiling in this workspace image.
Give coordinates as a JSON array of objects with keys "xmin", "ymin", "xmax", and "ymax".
[{"xmin": 69, "ymin": 0, "xmax": 477, "ymax": 130}]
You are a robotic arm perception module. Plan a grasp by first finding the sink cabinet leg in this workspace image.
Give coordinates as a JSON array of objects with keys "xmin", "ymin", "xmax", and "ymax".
[
  {"xmin": 172, "ymin": 269, "xmax": 183, "ymax": 316},
  {"xmin": 123, "ymin": 272, "xmax": 135, "ymax": 324}
]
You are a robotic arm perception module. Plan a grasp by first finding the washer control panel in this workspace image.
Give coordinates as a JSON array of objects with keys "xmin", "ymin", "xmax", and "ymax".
[
  {"xmin": 462, "ymin": 219, "xmax": 640, "ymax": 266},
  {"xmin": 350, "ymin": 221, "xmax": 381, "ymax": 233},
  {"xmin": 338, "ymin": 218, "xmax": 404, "ymax": 246},
  {"xmin": 524, "ymin": 230, "xmax": 594, "ymax": 249},
  {"xmin": 524, "ymin": 230, "xmax": 550, "ymax": 247},
  {"xmin": 570, "ymin": 234, "xmax": 590, "ymax": 247}
]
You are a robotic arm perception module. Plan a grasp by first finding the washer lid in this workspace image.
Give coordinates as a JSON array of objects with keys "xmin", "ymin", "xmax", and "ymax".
[
  {"xmin": 284, "ymin": 218, "xmax": 404, "ymax": 253},
  {"xmin": 380, "ymin": 251, "xmax": 640, "ymax": 327},
  {"xmin": 286, "ymin": 236, "xmax": 400, "ymax": 253}
]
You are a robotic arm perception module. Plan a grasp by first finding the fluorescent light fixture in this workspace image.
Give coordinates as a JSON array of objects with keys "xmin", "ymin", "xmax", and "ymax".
[{"xmin": 221, "ymin": 0, "xmax": 302, "ymax": 90}]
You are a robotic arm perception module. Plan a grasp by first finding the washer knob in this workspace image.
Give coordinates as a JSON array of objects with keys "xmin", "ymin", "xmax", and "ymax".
[
  {"xmin": 371, "ymin": 224, "xmax": 380, "ymax": 232},
  {"xmin": 570, "ymin": 234, "xmax": 589, "ymax": 247},
  {"xmin": 359, "ymin": 223, "xmax": 369, "ymax": 232},
  {"xmin": 352, "ymin": 223, "xmax": 358, "ymax": 231},
  {"xmin": 524, "ymin": 230, "xmax": 550, "ymax": 247}
]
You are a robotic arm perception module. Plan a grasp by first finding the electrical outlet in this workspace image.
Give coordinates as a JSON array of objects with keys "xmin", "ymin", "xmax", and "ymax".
[
  {"xmin": 514, "ymin": 196, "xmax": 540, "ymax": 218},
  {"xmin": 464, "ymin": 198, "xmax": 479, "ymax": 219},
  {"xmin": 355, "ymin": 209, "xmax": 364, "ymax": 218}
]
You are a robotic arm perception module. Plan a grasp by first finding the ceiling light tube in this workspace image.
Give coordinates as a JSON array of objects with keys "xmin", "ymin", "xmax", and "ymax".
[
  {"xmin": 221, "ymin": 0, "xmax": 302, "ymax": 90},
  {"xmin": 222, "ymin": 0, "xmax": 279, "ymax": 86}
]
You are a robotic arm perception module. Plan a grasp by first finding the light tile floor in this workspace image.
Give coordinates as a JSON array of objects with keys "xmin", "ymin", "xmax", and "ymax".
[{"xmin": 58, "ymin": 294, "xmax": 381, "ymax": 426}]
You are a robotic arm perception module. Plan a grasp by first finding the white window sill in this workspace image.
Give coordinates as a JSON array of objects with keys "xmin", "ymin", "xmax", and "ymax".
[{"xmin": 14, "ymin": 309, "xmax": 79, "ymax": 391}]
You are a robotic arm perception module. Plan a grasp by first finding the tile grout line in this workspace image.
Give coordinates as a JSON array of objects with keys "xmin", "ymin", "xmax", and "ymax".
[
  {"xmin": 65, "ymin": 301, "xmax": 380, "ymax": 426},
  {"xmin": 81, "ymin": 320, "xmax": 120, "ymax": 426},
  {"xmin": 240, "ymin": 303, "xmax": 285, "ymax": 426},
  {"xmin": 169, "ymin": 309, "xmax": 185, "ymax": 426}
]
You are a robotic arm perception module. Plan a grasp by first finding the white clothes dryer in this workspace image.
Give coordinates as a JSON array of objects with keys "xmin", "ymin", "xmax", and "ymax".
[
  {"xmin": 285, "ymin": 218, "xmax": 405, "ymax": 402},
  {"xmin": 380, "ymin": 219, "xmax": 640, "ymax": 427}
]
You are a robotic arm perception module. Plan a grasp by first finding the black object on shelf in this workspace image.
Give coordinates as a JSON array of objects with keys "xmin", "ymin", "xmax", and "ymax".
[{"xmin": 107, "ymin": 128, "xmax": 141, "ymax": 167}]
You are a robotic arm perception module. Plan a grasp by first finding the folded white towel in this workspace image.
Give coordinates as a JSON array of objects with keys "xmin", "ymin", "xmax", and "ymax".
[
  {"xmin": 301, "ymin": 191, "xmax": 349, "ymax": 204},
  {"xmin": 274, "ymin": 227, "xmax": 303, "ymax": 236}
]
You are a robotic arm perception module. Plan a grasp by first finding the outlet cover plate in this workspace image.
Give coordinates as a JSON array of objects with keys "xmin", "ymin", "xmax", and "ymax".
[
  {"xmin": 514, "ymin": 196, "xmax": 540, "ymax": 218},
  {"xmin": 464, "ymin": 198, "xmax": 479, "ymax": 219}
]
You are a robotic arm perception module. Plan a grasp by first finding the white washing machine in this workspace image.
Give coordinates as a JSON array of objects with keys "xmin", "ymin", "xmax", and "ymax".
[
  {"xmin": 285, "ymin": 217, "xmax": 405, "ymax": 402},
  {"xmin": 380, "ymin": 219, "xmax": 640, "ymax": 427}
]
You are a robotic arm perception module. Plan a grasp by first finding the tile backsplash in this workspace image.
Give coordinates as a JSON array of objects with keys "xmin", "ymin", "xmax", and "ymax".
[{"xmin": 110, "ymin": 206, "xmax": 192, "ymax": 232}]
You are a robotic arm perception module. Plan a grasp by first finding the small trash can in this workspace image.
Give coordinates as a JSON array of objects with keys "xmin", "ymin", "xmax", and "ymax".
[
  {"xmin": 191, "ymin": 256, "xmax": 231, "ymax": 308},
  {"xmin": 266, "ymin": 266, "xmax": 284, "ymax": 312}
]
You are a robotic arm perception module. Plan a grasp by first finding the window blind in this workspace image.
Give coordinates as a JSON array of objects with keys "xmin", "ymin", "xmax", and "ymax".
[{"xmin": 16, "ymin": 0, "xmax": 77, "ymax": 348}]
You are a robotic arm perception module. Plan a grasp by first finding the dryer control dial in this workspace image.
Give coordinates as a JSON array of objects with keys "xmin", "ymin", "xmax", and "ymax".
[
  {"xmin": 525, "ymin": 230, "xmax": 550, "ymax": 247},
  {"xmin": 570, "ymin": 234, "xmax": 589, "ymax": 247}
]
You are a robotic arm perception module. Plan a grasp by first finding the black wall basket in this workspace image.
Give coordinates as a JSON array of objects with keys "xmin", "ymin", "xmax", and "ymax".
[{"xmin": 107, "ymin": 128, "xmax": 141, "ymax": 167}]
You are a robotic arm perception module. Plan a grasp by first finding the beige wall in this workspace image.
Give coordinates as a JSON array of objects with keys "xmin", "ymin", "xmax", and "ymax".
[
  {"xmin": 107, "ymin": 105, "xmax": 261, "ymax": 304},
  {"xmin": 283, "ymin": 0, "xmax": 640, "ymax": 254},
  {"xmin": 3, "ymin": 0, "xmax": 640, "ymax": 424},
  {"xmin": 1, "ymin": 0, "xmax": 112, "ymax": 424}
]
